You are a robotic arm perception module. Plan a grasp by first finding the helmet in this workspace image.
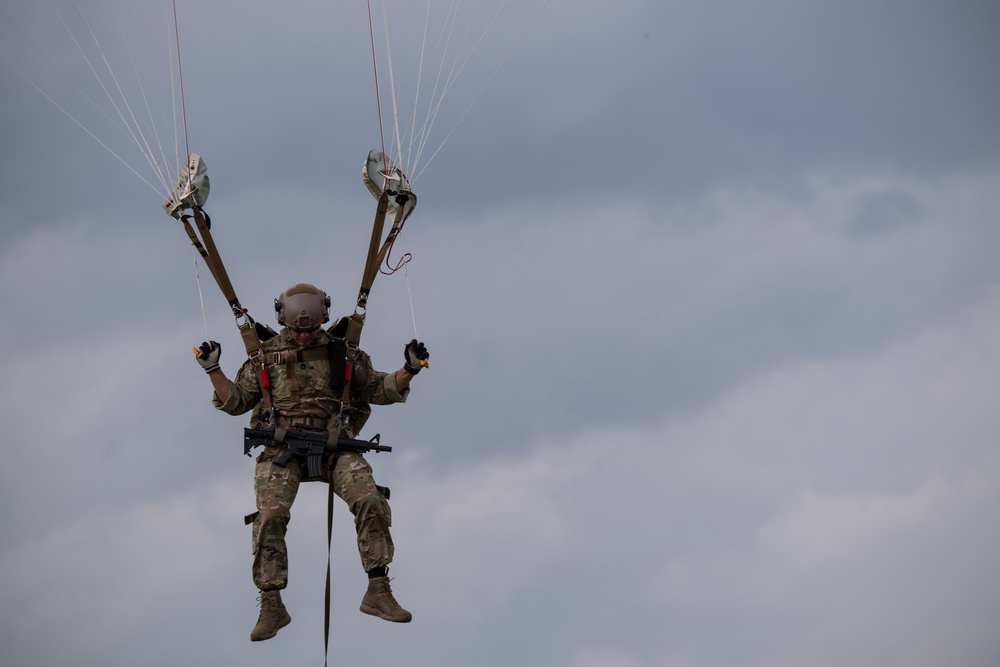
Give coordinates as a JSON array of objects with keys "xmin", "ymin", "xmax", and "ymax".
[{"xmin": 275, "ymin": 283, "xmax": 331, "ymax": 330}]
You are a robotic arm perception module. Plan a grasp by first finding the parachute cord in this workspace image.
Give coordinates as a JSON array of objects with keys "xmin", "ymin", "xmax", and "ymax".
[
  {"xmin": 379, "ymin": 212, "xmax": 412, "ymax": 277},
  {"xmin": 115, "ymin": 2, "xmax": 174, "ymax": 193},
  {"xmin": 380, "ymin": 246, "xmax": 412, "ymax": 276},
  {"xmin": 381, "ymin": 0, "xmax": 416, "ymax": 174},
  {"xmin": 63, "ymin": 1, "xmax": 172, "ymax": 193},
  {"xmin": 411, "ymin": 0, "xmax": 553, "ymax": 184},
  {"xmin": 404, "ymin": 261, "xmax": 419, "ymax": 339},
  {"xmin": 367, "ymin": 0, "xmax": 388, "ymax": 174},
  {"xmin": 170, "ymin": 0, "xmax": 192, "ymax": 189},
  {"xmin": 408, "ymin": 0, "xmax": 477, "ymax": 177},
  {"xmin": 2, "ymin": 3, "xmax": 193, "ymax": 198},
  {"xmin": 193, "ymin": 246, "xmax": 210, "ymax": 339},
  {"xmin": 0, "ymin": 49, "xmax": 164, "ymax": 198}
]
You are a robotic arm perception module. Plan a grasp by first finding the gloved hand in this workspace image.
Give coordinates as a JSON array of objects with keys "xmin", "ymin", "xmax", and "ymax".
[
  {"xmin": 193, "ymin": 340, "xmax": 221, "ymax": 374},
  {"xmin": 403, "ymin": 339, "xmax": 429, "ymax": 375}
]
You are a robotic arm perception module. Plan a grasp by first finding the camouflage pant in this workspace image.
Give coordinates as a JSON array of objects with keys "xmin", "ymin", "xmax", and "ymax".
[{"xmin": 249, "ymin": 446, "xmax": 394, "ymax": 591}]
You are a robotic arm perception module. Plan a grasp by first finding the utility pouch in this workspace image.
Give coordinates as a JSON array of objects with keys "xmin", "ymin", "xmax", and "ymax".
[{"xmin": 327, "ymin": 338, "xmax": 348, "ymax": 392}]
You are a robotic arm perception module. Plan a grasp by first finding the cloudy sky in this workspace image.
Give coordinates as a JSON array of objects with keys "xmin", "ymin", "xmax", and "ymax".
[{"xmin": 2, "ymin": 1, "xmax": 999, "ymax": 665}]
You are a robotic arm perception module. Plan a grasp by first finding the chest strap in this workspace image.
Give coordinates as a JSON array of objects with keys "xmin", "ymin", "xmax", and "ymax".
[{"xmin": 261, "ymin": 348, "xmax": 330, "ymax": 366}]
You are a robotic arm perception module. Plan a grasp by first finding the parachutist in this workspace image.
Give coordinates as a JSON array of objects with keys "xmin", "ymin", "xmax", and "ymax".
[{"xmin": 197, "ymin": 283, "xmax": 429, "ymax": 639}]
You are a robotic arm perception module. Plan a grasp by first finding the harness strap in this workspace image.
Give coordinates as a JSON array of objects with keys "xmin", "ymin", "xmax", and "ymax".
[
  {"xmin": 355, "ymin": 192, "xmax": 410, "ymax": 322},
  {"xmin": 368, "ymin": 202, "xmax": 410, "ymax": 289},
  {"xmin": 180, "ymin": 207, "xmax": 243, "ymax": 316},
  {"xmin": 355, "ymin": 191, "xmax": 390, "ymax": 321},
  {"xmin": 179, "ymin": 205, "xmax": 278, "ymax": 418},
  {"xmin": 260, "ymin": 348, "xmax": 329, "ymax": 365},
  {"xmin": 324, "ymin": 481, "xmax": 335, "ymax": 667}
]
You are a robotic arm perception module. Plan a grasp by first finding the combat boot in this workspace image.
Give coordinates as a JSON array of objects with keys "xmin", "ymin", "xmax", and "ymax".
[
  {"xmin": 250, "ymin": 589, "xmax": 292, "ymax": 641},
  {"xmin": 360, "ymin": 575, "xmax": 412, "ymax": 623}
]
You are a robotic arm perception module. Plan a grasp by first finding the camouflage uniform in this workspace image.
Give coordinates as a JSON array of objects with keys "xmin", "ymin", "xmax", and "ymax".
[{"xmin": 213, "ymin": 325, "xmax": 408, "ymax": 591}]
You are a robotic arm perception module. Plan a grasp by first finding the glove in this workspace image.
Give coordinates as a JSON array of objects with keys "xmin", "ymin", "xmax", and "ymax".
[
  {"xmin": 403, "ymin": 339, "xmax": 429, "ymax": 375},
  {"xmin": 193, "ymin": 340, "xmax": 221, "ymax": 374}
]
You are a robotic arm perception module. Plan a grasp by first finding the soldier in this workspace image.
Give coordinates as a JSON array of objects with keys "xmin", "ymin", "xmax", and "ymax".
[{"xmin": 194, "ymin": 283, "xmax": 429, "ymax": 641}]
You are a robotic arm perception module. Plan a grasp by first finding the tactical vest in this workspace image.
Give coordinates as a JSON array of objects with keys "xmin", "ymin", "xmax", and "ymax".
[{"xmin": 250, "ymin": 321, "xmax": 372, "ymax": 434}]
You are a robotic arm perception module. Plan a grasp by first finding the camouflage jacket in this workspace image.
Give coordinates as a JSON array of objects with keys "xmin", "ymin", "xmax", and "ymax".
[{"xmin": 213, "ymin": 324, "xmax": 408, "ymax": 434}]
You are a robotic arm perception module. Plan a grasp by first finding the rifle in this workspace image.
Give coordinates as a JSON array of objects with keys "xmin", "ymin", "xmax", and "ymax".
[{"xmin": 244, "ymin": 426, "xmax": 392, "ymax": 479}]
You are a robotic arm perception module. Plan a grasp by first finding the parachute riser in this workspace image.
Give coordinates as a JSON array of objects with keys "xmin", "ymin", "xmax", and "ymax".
[
  {"xmin": 178, "ymin": 201, "xmax": 276, "ymax": 419},
  {"xmin": 356, "ymin": 191, "xmax": 391, "ymax": 316},
  {"xmin": 179, "ymin": 207, "xmax": 246, "ymax": 320},
  {"xmin": 338, "ymin": 151, "xmax": 420, "ymax": 438},
  {"xmin": 350, "ymin": 189, "xmax": 410, "ymax": 348}
]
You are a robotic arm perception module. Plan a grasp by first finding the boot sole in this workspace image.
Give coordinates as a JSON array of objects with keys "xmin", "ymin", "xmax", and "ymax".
[{"xmin": 359, "ymin": 603, "xmax": 412, "ymax": 623}]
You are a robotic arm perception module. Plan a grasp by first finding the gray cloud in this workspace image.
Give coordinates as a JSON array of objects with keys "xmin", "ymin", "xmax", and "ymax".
[{"xmin": 2, "ymin": 1, "xmax": 999, "ymax": 665}]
